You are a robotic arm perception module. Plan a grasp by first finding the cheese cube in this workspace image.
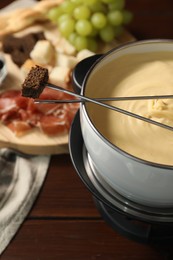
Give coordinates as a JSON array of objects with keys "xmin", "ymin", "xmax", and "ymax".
[
  {"xmin": 76, "ymin": 49, "xmax": 95, "ymax": 61},
  {"xmin": 44, "ymin": 27, "xmax": 62, "ymax": 46},
  {"xmin": 55, "ymin": 38, "xmax": 76, "ymax": 56},
  {"xmin": 49, "ymin": 66, "xmax": 71, "ymax": 88},
  {"xmin": 55, "ymin": 53, "xmax": 78, "ymax": 69},
  {"xmin": 30, "ymin": 40, "xmax": 54, "ymax": 65}
]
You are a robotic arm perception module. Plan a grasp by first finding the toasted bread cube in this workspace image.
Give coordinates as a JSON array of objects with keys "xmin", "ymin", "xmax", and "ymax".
[
  {"xmin": 22, "ymin": 65, "xmax": 49, "ymax": 98},
  {"xmin": 30, "ymin": 40, "xmax": 54, "ymax": 65}
]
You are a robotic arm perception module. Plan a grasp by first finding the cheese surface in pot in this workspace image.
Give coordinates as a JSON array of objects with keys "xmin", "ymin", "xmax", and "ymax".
[{"xmin": 85, "ymin": 51, "xmax": 173, "ymax": 165}]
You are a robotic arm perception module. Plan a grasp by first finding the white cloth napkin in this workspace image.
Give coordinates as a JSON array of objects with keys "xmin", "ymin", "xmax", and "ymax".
[
  {"xmin": 0, "ymin": 0, "xmax": 54, "ymax": 254},
  {"xmin": 0, "ymin": 148, "xmax": 50, "ymax": 255}
]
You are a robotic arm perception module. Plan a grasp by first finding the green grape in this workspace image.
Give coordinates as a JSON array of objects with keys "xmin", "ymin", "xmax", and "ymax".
[
  {"xmin": 68, "ymin": 32, "xmax": 78, "ymax": 45},
  {"xmin": 87, "ymin": 37, "xmax": 98, "ymax": 52},
  {"xmin": 99, "ymin": 25, "xmax": 115, "ymax": 42},
  {"xmin": 75, "ymin": 19, "xmax": 93, "ymax": 36},
  {"xmin": 122, "ymin": 10, "xmax": 133, "ymax": 24},
  {"xmin": 58, "ymin": 14, "xmax": 72, "ymax": 25},
  {"xmin": 73, "ymin": 6, "xmax": 91, "ymax": 20},
  {"xmin": 107, "ymin": 10, "xmax": 123, "ymax": 26},
  {"xmin": 52, "ymin": 0, "xmax": 133, "ymax": 52},
  {"xmin": 59, "ymin": 19, "xmax": 75, "ymax": 37},
  {"xmin": 91, "ymin": 12, "xmax": 107, "ymax": 29},
  {"xmin": 60, "ymin": 1, "xmax": 76, "ymax": 14},
  {"xmin": 108, "ymin": 0, "xmax": 125, "ymax": 11},
  {"xmin": 75, "ymin": 35, "xmax": 88, "ymax": 51},
  {"xmin": 47, "ymin": 7, "xmax": 62, "ymax": 22}
]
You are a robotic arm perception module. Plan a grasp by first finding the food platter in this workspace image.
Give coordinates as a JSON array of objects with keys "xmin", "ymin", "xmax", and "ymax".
[
  {"xmin": 0, "ymin": 29, "xmax": 69, "ymax": 155},
  {"xmin": 0, "ymin": 0, "xmax": 135, "ymax": 155}
]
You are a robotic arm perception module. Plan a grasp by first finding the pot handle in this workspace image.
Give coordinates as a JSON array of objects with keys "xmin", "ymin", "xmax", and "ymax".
[{"xmin": 72, "ymin": 54, "xmax": 102, "ymax": 94}]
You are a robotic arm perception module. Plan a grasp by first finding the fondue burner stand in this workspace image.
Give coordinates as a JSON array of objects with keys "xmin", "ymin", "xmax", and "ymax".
[{"xmin": 69, "ymin": 111, "xmax": 173, "ymax": 244}]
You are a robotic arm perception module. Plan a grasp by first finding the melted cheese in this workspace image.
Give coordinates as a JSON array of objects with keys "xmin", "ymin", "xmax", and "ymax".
[{"xmin": 86, "ymin": 51, "xmax": 173, "ymax": 165}]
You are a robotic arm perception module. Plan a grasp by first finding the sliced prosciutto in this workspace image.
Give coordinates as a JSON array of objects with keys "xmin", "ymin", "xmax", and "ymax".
[
  {"xmin": 0, "ymin": 88, "xmax": 79, "ymax": 136},
  {"xmin": 39, "ymin": 115, "xmax": 67, "ymax": 136},
  {"xmin": 7, "ymin": 120, "xmax": 33, "ymax": 136}
]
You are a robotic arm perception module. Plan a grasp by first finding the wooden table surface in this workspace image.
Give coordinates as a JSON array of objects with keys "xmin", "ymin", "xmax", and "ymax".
[{"xmin": 1, "ymin": 1, "xmax": 173, "ymax": 259}]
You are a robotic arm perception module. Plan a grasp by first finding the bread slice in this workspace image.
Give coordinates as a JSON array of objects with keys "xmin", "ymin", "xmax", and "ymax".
[{"xmin": 0, "ymin": 0, "xmax": 63, "ymax": 38}]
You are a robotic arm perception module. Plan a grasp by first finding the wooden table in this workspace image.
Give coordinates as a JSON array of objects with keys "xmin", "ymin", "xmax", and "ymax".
[{"xmin": 1, "ymin": 1, "xmax": 173, "ymax": 259}]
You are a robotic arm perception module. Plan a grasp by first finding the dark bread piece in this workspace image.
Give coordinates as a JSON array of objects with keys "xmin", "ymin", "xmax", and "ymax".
[
  {"xmin": 2, "ymin": 32, "xmax": 45, "ymax": 67},
  {"xmin": 22, "ymin": 65, "xmax": 49, "ymax": 98}
]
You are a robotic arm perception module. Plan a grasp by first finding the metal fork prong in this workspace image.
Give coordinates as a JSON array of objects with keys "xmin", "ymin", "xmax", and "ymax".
[{"xmin": 34, "ymin": 82, "xmax": 173, "ymax": 132}]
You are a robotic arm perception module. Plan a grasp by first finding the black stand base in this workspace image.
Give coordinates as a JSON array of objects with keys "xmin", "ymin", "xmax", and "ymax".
[{"xmin": 94, "ymin": 197, "xmax": 173, "ymax": 244}]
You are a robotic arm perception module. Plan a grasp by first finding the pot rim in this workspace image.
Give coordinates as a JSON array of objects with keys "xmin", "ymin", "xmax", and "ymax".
[{"xmin": 81, "ymin": 39, "xmax": 173, "ymax": 170}]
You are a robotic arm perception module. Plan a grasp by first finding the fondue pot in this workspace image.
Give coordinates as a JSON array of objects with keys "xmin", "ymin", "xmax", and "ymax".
[
  {"xmin": 69, "ymin": 40, "xmax": 173, "ymax": 243},
  {"xmin": 71, "ymin": 40, "xmax": 173, "ymax": 208}
]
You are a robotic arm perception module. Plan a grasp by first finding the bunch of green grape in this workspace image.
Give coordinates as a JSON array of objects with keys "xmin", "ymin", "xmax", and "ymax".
[{"xmin": 47, "ymin": 0, "xmax": 133, "ymax": 52}]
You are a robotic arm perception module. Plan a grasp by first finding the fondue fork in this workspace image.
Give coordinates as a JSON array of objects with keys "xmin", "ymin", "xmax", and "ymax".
[
  {"xmin": 35, "ymin": 82, "xmax": 173, "ymax": 103},
  {"xmin": 35, "ymin": 83, "xmax": 173, "ymax": 132},
  {"xmin": 36, "ymin": 95, "xmax": 173, "ymax": 103}
]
